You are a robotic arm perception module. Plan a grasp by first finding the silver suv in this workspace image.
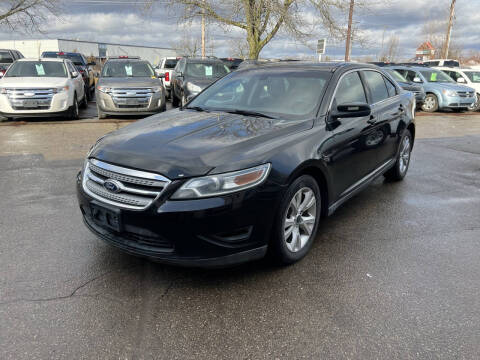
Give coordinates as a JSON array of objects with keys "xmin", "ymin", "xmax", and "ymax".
[{"xmin": 96, "ymin": 57, "xmax": 166, "ymax": 119}]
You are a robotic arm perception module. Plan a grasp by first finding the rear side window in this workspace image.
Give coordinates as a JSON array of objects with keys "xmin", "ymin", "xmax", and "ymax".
[
  {"xmin": 444, "ymin": 60, "xmax": 459, "ymax": 67},
  {"xmin": 384, "ymin": 77, "xmax": 397, "ymax": 97},
  {"xmin": 334, "ymin": 72, "xmax": 367, "ymax": 105},
  {"xmin": 363, "ymin": 71, "xmax": 389, "ymax": 103},
  {"xmin": 0, "ymin": 51, "xmax": 14, "ymax": 63}
]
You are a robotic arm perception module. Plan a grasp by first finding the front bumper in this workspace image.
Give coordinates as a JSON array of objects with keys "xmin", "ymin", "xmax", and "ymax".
[
  {"xmin": 76, "ymin": 172, "xmax": 280, "ymax": 268},
  {"xmin": 441, "ymin": 94, "xmax": 475, "ymax": 109},
  {"xmin": 96, "ymin": 90, "xmax": 164, "ymax": 115},
  {"xmin": 0, "ymin": 92, "xmax": 71, "ymax": 118}
]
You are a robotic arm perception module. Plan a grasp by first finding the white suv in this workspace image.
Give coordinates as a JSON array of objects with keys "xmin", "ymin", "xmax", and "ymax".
[
  {"xmin": 435, "ymin": 66, "xmax": 480, "ymax": 111},
  {"xmin": 154, "ymin": 57, "xmax": 179, "ymax": 98},
  {"xmin": 0, "ymin": 58, "xmax": 86, "ymax": 120}
]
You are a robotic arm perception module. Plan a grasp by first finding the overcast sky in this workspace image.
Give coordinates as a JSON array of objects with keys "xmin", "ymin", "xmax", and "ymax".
[{"xmin": 1, "ymin": 0, "xmax": 479, "ymax": 60}]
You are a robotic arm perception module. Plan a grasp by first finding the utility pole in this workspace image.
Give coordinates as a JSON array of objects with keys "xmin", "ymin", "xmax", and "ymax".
[
  {"xmin": 345, "ymin": 0, "xmax": 354, "ymax": 62},
  {"xmin": 201, "ymin": 0, "xmax": 206, "ymax": 58},
  {"xmin": 443, "ymin": 0, "xmax": 456, "ymax": 59}
]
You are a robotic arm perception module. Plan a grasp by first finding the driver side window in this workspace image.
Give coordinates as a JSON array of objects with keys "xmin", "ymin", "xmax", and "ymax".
[{"xmin": 334, "ymin": 72, "xmax": 367, "ymax": 106}]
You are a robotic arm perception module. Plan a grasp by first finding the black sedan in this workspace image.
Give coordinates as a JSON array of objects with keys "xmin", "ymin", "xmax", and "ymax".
[{"xmin": 77, "ymin": 62, "xmax": 415, "ymax": 267}]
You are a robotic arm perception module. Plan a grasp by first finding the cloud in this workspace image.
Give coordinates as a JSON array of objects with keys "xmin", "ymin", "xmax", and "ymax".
[{"xmin": 0, "ymin": 0, "xmax": 478, "ymax": 59}]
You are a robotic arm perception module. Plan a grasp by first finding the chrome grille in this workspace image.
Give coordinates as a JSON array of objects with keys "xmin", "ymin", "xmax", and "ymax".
[
  {"xmin": 457, "ymin": 91, "xmax": 474, "ymax": 98},
  {"xmin": 110, "ymin": 88, "xmax": 153, "ymax": 108},
  {"xmin": 6, "ymin": 88, "xmax": 54, "ymax": 109},
  {"xmin": 82, "ymin": 159, "xmax": 170, "ymax": 210}
]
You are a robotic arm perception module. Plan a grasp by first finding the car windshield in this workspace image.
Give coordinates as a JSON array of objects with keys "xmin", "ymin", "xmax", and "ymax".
[
  {"xmin": 42, "ymin": 52, "xmax": 84, "ymax": 66},
  {"xmin": 4, "ymin": 61, "xmax": 67, "ymax": 77},
  {"xmin": 0, "ymin": 51, "xmax": 13, "ymax": 64},
  {"xmin": 185, "ymin": 62, "xmax": 230, "ymax": 78},
  {"xmin": 102, "ymin": 61, "xmax": 154, "ymax": 77},
  {"xmin": 464, "ymin": 71, "xmax": 480, "ymax": 83},
  {"xmin": 420, "ymin": 70, "xmax": 454, "ymax": 83},
  {"xmin": 444, "ymin": 60, "xmax": 460, "ymax": 67},
  {"xmin": 386, "ymin": 69, "xmax": 408, "ymax": 82},
  {"xmin": 164, "ymin": 59, "xmax": 178, "ymax": 69},
  {"xmin": 188, "ymin": 69, "xmax": 330, "ymax": 120}
]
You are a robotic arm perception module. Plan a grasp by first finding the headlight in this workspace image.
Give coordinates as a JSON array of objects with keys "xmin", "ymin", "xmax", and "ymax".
[
  {"xmin": 186, "ymin": 83, "xmax": 202, "ymax": 93},
  {"xmin": 442, "ymin": 89, "xmax": 456, "ymax": 97},
  {"xmin": 151, "ymin": 86, "xmax": 162, "ymax": 93},
  {"xmin": 55, "ymin": 86, "xmax": 69, "ymax": 93},
  {"xmin": 97, "ymin": 86, "xmax": 111, "ymax": 93},
  {"xmin": 171, "ymin": 163, "xmax": 271, "ymax": 199}
]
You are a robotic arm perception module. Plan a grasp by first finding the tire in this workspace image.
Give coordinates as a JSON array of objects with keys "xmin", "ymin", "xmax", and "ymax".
[
  {"xmin": 80, "ymin": 91, "xmax": 88, "ymax": 109},
  {"xmin": 69, "ymin": 94, "xmax": 79, "ymax": 120},
  {"xmin": 171, "ymin": 87, "xmax": 179, "ymax": 107},
  {"xmin": 421, "ymin": 94, "xmax": 439, "ymax": 112},
  {"xmin": 181, "ymin": 93, "xmax": 187, "ymax": 107},
  {"xmin": 270, "ymin": 175, "xmax": 321, "ymax": 265},
  {"xmin": 468, "ymin": 93, "xmax": 480, "ymax": 111},
  {"xmin": 97, "ymin": 105, "xmax": 106, "ymax": 119},
  {"xmin": 384, "ymin": 130, "xmax": 413, "ymax": 181}
]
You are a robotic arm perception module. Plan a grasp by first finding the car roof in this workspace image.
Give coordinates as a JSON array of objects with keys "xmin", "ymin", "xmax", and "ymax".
[
  {"xmin": 235, "ymin": 61, "xmax": 380, "ymax": 73},
  {"xmin": 387, "ymin": 65, "xmax": 432, "ymax": 71},
  {"xmin": 18, "ymin": 58, "xmax": 68, "ymax": 62}
]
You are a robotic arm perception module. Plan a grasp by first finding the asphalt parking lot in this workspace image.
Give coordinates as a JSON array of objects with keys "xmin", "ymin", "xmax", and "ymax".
[{"xmin": 1, "ymin": 109, "xmax": 479, "ymax": 359}]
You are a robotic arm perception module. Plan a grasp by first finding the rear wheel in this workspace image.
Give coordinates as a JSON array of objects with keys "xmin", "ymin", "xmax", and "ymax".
[
  {"xmin": 384, "ymin": 130, "xmax": 412, "ymax": 181},
  {"xmin": 421, "ymin": 94, "xmax": 438, "ymax": 112},
  {"xmin": 270, "ymin": 175, "xmax": 321, "ymax": 265}
]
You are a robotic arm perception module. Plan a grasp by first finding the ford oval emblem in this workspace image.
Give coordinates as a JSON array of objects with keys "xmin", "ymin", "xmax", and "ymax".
[{"xmin": 103, "ymin": 179, "xmax": 122, "ymax": 193}]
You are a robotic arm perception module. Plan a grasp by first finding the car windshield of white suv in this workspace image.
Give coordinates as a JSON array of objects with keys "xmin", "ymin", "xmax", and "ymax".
[
  {"xmin": 187, "ymin": 69, "xmax": 330, "ymax": 120},
  {"xmin": 464, "ymin": 71, "xmax": 480, "ymax": 83},
  {"xmin": 102, "ymin": 61, "xmax": 154, "ymax": 77},
  {"xmin": 5, "ymin": 61, "xmax": 67, "ymax": 77},
  {"xmin": 185, "ymin": 63, "xmax": 230, "ymax": 78},
  {"xmin": 420, "ymin": 70, "xmax": 454, "ymax": 83},
  {"xmin": 386, "ymin": 69, "xmax": 408, "ymax": 83},
  {"xmin": 0, "ymin": 51, "xmax": 14, "ymax": 63}
]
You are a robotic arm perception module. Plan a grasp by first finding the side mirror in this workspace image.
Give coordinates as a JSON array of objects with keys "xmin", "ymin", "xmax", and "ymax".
[
  {"xmin": 330, "ymin": 103, "xmax": 371, "ymax": 120},
  {"xmin": 413, "ymin": 77, "xmax": 422, "ymax": 83},
  {"xmin": 456, "ymin": 77, "xmax": 466, "ymax": 83},
  {"xmin": 88, "ymin": 61, "xmax": 96, "ymax": 66},
  {"xmin": 71, "ymin": 71, "xmax": 79, "ymax": 78}
]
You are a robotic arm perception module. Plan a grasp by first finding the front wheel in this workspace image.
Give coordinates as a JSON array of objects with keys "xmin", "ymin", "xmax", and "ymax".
[
  {"xmin": 69, "ymin": 94, "xmax": 79, "ymax": 120},
  {"xmin": 384, "ymin": 130, "xmax": 412, "ymax": 181},
  {"xmin": 421, "ymin": 94, "xmax": 438, "ymax": 112},
  {"xmin": 468, "ymin": 93, "xmax": 480, "ymax": 111},
  {"xmin": 270, "ymin": 175, "xmax": 321, "ymax": 265}
]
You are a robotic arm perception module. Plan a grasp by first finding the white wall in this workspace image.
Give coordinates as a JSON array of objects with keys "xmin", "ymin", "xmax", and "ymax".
[
  {"xmin": 58, "ymin": 40, "xmax": 99, "ymax": 58},
  {"xmin": 106, "ymin": 45, "xmax": 176, "ymax": 65},
  {"xmin": 0, "ymin": 39, "xmax": 59, "ymax": 58}
]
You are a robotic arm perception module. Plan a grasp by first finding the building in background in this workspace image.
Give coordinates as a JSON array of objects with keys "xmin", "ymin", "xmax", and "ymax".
[
  {"xmin": 415, "ymin": 41, "xmax": 436, "ymax": 62},
  {"xmin": 0, "ymin": 39, "xmax": 176, "ymax": 65}
]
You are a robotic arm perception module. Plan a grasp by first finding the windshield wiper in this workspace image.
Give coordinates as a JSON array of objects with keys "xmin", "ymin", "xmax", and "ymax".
[
  {"xmin": 185, "ymin": 106, "xmax": 208, "ymax": 112},
  {"xmin": 224, "ymin": 109, "xmax": 277, "ymax": 119}
]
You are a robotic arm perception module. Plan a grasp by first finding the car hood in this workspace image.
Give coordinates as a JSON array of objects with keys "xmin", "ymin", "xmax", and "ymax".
[
  {"xmin": 98, "ymin": 77, "xmax": 161, "ymax": 87},
  {"xmin": 0, "ymin": 77, "xmax": 68, "ymax": 87},
  {"xmin": 91, "ymin": 109, "xmax": 311, "ymax": 179}
]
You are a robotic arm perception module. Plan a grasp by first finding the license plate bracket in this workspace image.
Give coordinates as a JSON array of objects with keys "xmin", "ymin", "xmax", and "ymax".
[
  {"xmin": 23, "ymin": 99, "xmax": 38, "ymax": 107},
  {"xmin": 90, "ymin": 203, "xmax": 122, "ymax": 232}
]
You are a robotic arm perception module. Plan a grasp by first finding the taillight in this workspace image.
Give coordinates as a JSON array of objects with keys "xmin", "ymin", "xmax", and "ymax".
[{"xmin": 165, "ymin": 71, "xmax": 169, "ymax": 82}]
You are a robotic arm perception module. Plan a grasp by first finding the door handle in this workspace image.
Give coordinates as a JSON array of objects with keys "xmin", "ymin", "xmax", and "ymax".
[{"xmin": 367, "ymin": 115, "xmax": 377, "ymax": 125}]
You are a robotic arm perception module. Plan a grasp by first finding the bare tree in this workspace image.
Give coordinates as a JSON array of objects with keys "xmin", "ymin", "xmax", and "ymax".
[
  {"xmin": 379, "ymin": 34, "xmax": 399, "ymax": 62},
  {"xmin": 149, "ymin": 0, "xmax": 375, "ymax": 59},
  {"xmin": 0, "ymin": 0, "xmax": 58, "ymax": 32}
]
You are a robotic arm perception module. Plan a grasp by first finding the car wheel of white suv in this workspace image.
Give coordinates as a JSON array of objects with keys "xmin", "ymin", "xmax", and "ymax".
[{"xmin": 69, "ymin": 94, "xmax": 79, "ymax": 120}]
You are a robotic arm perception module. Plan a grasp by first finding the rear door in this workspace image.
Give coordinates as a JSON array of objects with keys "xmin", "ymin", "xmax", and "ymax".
[{"xmin": 361, "ymin": 70, "xmax": 404, "ymax": 167}]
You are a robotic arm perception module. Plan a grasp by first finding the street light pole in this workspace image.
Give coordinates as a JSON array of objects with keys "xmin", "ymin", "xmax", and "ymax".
[
  {"xmin": 201, "ymin": 0, "xmax": 206, "ymax": 58},
  {"xmin": 345, "ymin": 0, "xmax": 354, "ymax": 62}
]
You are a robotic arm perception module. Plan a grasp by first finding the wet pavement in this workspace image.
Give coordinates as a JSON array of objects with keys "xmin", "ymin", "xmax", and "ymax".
[{"xmin": 1, "ymin": 109, "xmax": 479, "ymax": 359}]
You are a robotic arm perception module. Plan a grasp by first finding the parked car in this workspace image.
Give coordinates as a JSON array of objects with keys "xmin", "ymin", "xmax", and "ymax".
[
  {"xmin": 77, "ymin": 62, "xmax": 415, "ymax": 267},
  {"xmin": 0, "ymin": 49, "xmax": 24, "ymax": 77},
  {"xmin": 171, "ymin": 57, "xmax": 230, "ymax": 107},
  {"xmin": 383, "ymin": 68, "xmax": 426, "ymax": 108},
  {"xmin": 0, "ymin": 58, "xmax": 86, "ymax": 120},
  {"xmin": 389, "ymin": 65, "xmax": 475, "ymax": 112},
  {"xmin": 42, "ymin": 51, "xmax": 96, "ymax": 101},
  {"xmin": 435, "ymin": 67, "xmax": 480, "ymax": 111},
  {"xmin": 154, "ymin": 57, "xmax": 179, "ymax": 98},
  {"xmin": 221, "ymin": 57, "xmax": 244, "ymax": 70},
  {"xmin": 423, "ymin": 59, "xmax": 460, "ymax": 67},
  {"xmin": 96, "ymin": 56, "xmax": 166, "ymax": 119}
]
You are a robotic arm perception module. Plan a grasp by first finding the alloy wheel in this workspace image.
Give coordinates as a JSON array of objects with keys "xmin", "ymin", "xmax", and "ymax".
[
  {"xmin": 399, "ymin": 135, "xmax": 411, "ymax": 174},
  {"xmin": 422, "ymin": 96, "xmax": 436, "ymax": 111},
  {"xmin": 283, "ymin": 187, "xmax": 317, "ymax": 253}
]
